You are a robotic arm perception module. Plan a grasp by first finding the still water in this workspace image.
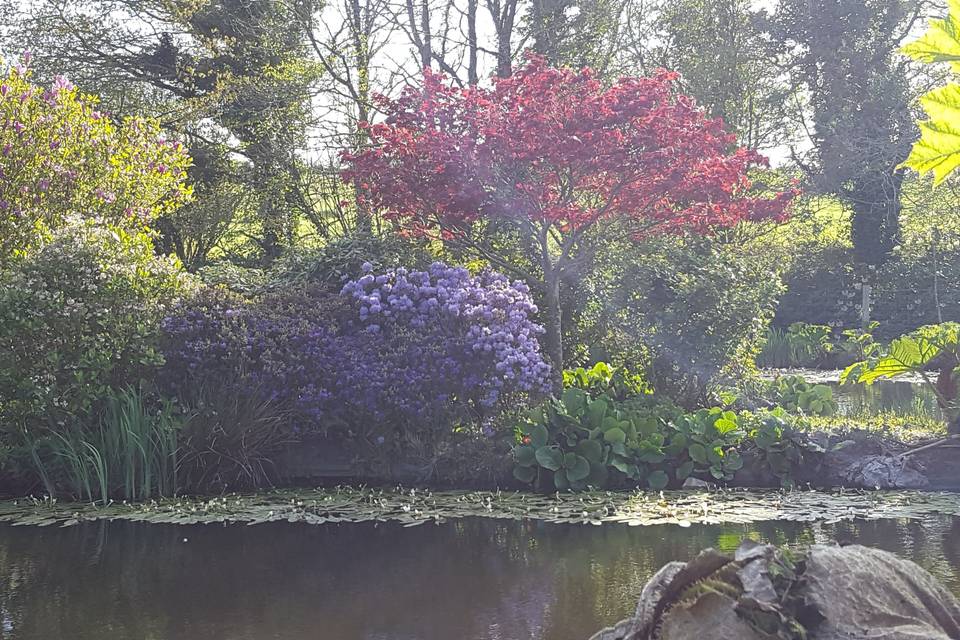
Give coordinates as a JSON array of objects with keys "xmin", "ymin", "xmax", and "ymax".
[
  {"xmin": 832, "ymin": 379, "xmax": 942, "ymax": 419},
  {"xmin": 1, "ymin": 516, "xmax": 960, "ymax": 640}
]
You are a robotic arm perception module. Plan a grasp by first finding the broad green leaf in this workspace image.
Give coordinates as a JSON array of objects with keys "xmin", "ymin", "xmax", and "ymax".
[
  {"xmin": 530, "ymin": 423, "xmax": 549, "ymax": 448},
  {"xmin": 561, "ymin": 388, "xmax": 588, "ymax": 416},
  {"xmin": 585, "ymin": 397, "xmax": 608, "ymax": 429},
  {"xmin": 535, "ymin": 446, "xmax": 563, "ymax": 471},
  {"xmin": 714, "ymin": 418, "xmax": 739, "ymax": 435},
  {"xmin": 603, "ymin": 427, "xmax": 626, "ymax": 444},
  {"xmin": 575, "ymin": 439, "xmax": 603, "ymax": 464},
  {"xmin": 857, "ymin": 336, "xmax": 930, "ymax": 383},
  {"xmin": 513, "ymin": 465, "xmax": 536, "ymax": 483},
  {"xmin": 707, "ymin": 446, "xmax": 724, "ymax": 466},
  {"xmin": 553, "ymin": 468, "xmax": 570, "ymax": 491},
  {"xmin": 633, "ymin": 415, "xmax": 659, "ymax": 437},
  {"xmin": 901, "ymin": 0, "xmax": 960, "ymax": 184},
  {"xmin": 902, "ymin": 0, "xmax": 960, "ymax": 72},
  {"xmin": 610, "ymin": 456, "xmax": 632, "ymax": 474},
  {"xmin": 902, "ymin": 87, "xmax": 960, "ymax": 185},
  {"xmin": 724, "ymin": 451, "xmax": 744, "ymax": 471},
  {"xmin": 647, "ymin": 470, "xmax": 669, "ymax": 490},
  {"xmin": 676, "ymin": 460, "xmax": 695, "ymax": 480},
  {"xmin": 688, "ymin": 443, "xmax": 708, "ymax": 464},
  {"xmin": 566, "ymin": 455, "xmax": 591, "ymax": 482},
  {"xmin": 515, "ymin": 445, "xmax": 537, "ymax": 467}
]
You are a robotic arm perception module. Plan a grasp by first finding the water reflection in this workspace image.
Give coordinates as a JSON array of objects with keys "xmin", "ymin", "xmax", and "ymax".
[
  {"xmin": 831, "ymin": 379, "xmax": 941, "ymax": 419},
  {"xmin": 0, "ymin": 516, "xmax": 958, "ymax": 640}
]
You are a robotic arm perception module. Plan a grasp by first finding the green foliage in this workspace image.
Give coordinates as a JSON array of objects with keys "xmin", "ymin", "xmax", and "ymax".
[
  {"xmin": 652, "ymin": 0, "xmax": 786, "ymax": 149},
  {"xmin": 195, "ymin": 262, "xmax": 267, "ymax": 295},
  {"xmin": 0, "ymin": 222, "xmax": 188, "ymax": 441},
  {"xmin": 24, "ymin": 386, "xmax": 181, "ymax": 503},
  {"xmin": 156, "ymin": 178, "xmax": 252, "ymax": 271},
  {"xmin": 836, "ymin": 323, "xmax": 882, "ymax": 362},
  {"xmin": 842, "ymin": 324, "xmax": 960, "ymax": 429},
  {"xmin": 267, "ymin": 230, "xmax": 433, "ymax": 293},
  {"xmin": 561, "ymin": 361, "xmax": 650, "ymax": 398},
  {"xmin": 511, "ymin": 363, "xmax": 809, "ymax": 491},
  {"xmin": 175, "ymin": 380, "xmax": 294, "ymax": 493},
  {"xmin": 757, "ymin": 322, "xmax": 834, "ymax": 368},
  {"xmin": 0, "ymin": 62, "xmax": 192, "ymax": 263},
  {"xmin": 841, "ymin": 323, "xmax": 960, "ymax": 386},
  {"xmin": 758, "ymin": 321, "xmax": 882, "ymax": 369},
  {"xmin": 764, "ymin": 0, "xmax": 915, "ymax": 267},
  {"xmin": 587, "ymin": 236, "xmax": 784, "ymax": 406},
  {"xmin": 764, "ymin": 376, "xmax": 838, "ymax": 417},
  {"xmin": 742, "ymin": 410, "xmax": 805, "ymax": 487},
  {"xmin": 901, "ymin": 0, "xmax": 960, "ymax": 184}
]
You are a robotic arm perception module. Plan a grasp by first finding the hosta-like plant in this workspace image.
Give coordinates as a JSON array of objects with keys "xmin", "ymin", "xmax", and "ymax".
[
  {"xmin": 512, "ymin": 364, "xmax": 748, "ymax": 491},
  {"xmin": 766, "ymin": 376, "xmax": 838, "ymax": 417}
]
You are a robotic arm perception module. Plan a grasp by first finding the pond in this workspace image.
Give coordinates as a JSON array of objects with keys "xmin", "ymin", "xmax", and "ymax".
[
  {"xmin": 2, "ymin": 514, "xmax": 960, "ymax": 640},
  {"xmin": 832, "ymin": 378, "xmax": 942, "ymax": 419},
  {"xmin": 763, "ymin": 368, "xmax": 942, "ymax": 420}
]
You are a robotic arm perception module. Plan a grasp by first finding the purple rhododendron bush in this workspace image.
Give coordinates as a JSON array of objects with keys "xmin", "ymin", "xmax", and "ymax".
[{"xmin": 159, "ymin": 262, "xmax": 552, "ymax": 473}]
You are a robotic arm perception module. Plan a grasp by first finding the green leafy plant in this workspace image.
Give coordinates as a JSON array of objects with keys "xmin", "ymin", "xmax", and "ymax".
[
  {"xmin": 175, "ymin": 380, "xmax": 295, "ymax": 493},
  {"xmin": 757, "ymin": 323, "xmax": 834, "ymax": 368},
  {"xmin": 740, "ymin": 409, "xmax": 807, "ymax": 487},
  {"xmin": 512, "ymin": 363, "xmax": 749, "ymax": 491},
  {"xmin": 0, "ymin": 222, "xmax": 187, "ymax": 452},
  {"xmin": 835, "ymin": 322, "xmax": 882, "ymax": 365},
  {"xmin": 0, "ymin": 59, "xmax": 191, "ymax": 264},
  {"xmin": 766, "ymin": 376, "xmax": 838, "ymax": 417},
  {"xmin": 25, "ymin": 387, "xmax": 181, "ymax": 503},
  {"xmin": 900, "ymin": 0, "xmax": 960, "ymax": 184},
  {"xmin": 842, "ymin": 322, "xmax": 960, "ymax": 430}
]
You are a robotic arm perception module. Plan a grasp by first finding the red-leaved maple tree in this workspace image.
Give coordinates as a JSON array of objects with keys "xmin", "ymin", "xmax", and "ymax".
[{"xmin": 342, "ymin": 56, "xmax": 796, "ymax": 374}]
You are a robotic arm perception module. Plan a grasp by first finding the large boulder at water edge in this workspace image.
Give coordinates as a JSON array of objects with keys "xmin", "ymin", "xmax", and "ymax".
[{"xmin": 590, "ymin": 540, "xmax": 960, "ymax": 640}]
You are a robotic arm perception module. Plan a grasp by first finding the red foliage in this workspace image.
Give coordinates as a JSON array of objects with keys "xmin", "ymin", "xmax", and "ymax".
[{"xmin": 342, "ymin": 55, "xmax": 795, "ymax": 240}]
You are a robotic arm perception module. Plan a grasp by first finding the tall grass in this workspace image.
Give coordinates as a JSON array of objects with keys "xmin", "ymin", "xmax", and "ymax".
[
  {"xmin": 177, "ymin": 381, "xmax": 293, "ymax": 493},
  {"xmin": 29, "ymin": 387, "xmax": 181, "ymax": 503},
  {"xmin": 757, "ymin": 324, "xmax": 832, "ymax": 368}
]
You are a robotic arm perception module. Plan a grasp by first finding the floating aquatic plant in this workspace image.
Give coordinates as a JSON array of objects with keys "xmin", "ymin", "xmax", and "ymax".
[{"xmin": 1, "ymin": 487, "xmax": 958, "ymax": 529}]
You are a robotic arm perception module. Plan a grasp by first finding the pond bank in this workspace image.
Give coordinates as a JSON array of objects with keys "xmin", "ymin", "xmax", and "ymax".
[{"xmin": 273, "ymin": 428, "xmax": 960, "ymax": 493}]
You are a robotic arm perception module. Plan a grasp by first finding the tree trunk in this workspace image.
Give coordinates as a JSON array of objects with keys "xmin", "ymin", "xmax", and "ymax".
[
  {"xmin": 350, "ymin": 0, "xmax": 372, "ymax": 233},
  {"xmin": 467, "ymin": 0, "xmax": 479, "ymax": 84},
  {"xmin": 860, "ymin": 280, "xmax": 872, "ymax": 330},
  {"xmin": 487, "ymin": 0, "xmax": 517, "ymax": 78},
  {"xmin": 420, "ymin": 0, "xmax": 432, "ymax": 70},
  {"xmin": 543, "ymin": 271, "xmax": 564, "ymax": 390}
]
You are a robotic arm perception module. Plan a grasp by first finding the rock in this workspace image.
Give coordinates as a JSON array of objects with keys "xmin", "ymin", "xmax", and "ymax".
[
  {"xmin": 841, "ymin": 453, "xmax": 929, "ymax": 489},
  {"xmin": 589, "ymin": 541, "xmax": 960, "ymax": 640},
  {"xmin": 803, "ymin": 544, "xmax": 960, "ymax": 639}
]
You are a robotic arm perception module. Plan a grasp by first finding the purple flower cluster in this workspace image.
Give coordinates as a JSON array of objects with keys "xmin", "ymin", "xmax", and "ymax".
[
  {"xmin": 159, "ymin": 290, "xmax": 372, "ymax": 432},
  {"xmin": 160, "ymin": 264, "xmax": 550, "ymax": 440},
  {"xmin": 341, "ymin": 262, "xmax": 552, "ymax": 407}
]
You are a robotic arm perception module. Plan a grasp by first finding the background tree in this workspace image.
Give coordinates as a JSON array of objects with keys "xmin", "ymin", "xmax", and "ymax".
[
  {"xmin": 7, "ymin": 0, "xmax": 321, "ymax": 260},
  {"xmin": 640, "ymin": 0, "xmax": 790, "ymax": 151},
  {"xmin": 342, "ymin": 57, "xmax": 795, "ymax": 375},
  {"xmin": 522, "ymin": 0, "xmax": 625, "ymax": 73},
  {"xmin": 762, "ymin": 0, "xmax": 924, "ymax": 324},
  {"xmin": 0, "ymin": 62, "xmax": 191, "ymax": 264}
]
